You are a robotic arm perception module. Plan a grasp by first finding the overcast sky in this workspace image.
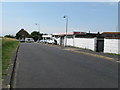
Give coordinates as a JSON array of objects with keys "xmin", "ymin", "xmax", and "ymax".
[{"xmin": 1, "ymin": 2, "xmax": 118, "ymax": 36}]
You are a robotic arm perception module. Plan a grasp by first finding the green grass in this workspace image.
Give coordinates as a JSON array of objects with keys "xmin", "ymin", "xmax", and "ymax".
[
  {"xmin": 2, "ymin": 38, "xmax": 19, "ymax": 75},
  {"xmin": 0, "ymin": 38, "xmax": 2, "ymax": 81},
  {"xmin": 104, "ymin": 53, "xmax": 120, "ymax": 56}
]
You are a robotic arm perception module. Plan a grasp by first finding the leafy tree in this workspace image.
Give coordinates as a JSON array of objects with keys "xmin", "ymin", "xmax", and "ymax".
[
  {"xmin": 4, "ymin": 35, "xmax": 15, "ymax": 38},
  {"xmin": 29, "ymin": 31, "xmax": 43, "ymax": 42}
]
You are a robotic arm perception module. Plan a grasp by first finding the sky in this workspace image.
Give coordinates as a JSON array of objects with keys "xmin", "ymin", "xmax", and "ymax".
[{"xmin": 1, "ymin": 2, "xmax": 118, "ymax": 36}]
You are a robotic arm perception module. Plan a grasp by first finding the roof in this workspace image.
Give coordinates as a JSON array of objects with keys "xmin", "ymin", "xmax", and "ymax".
[
  {"xmin": 53, "ymin": 32, "xmax": 86, "ymax": 36},
  {"xmin": 42, "ymin": 35, "xmax": 52, "ymax": 38},
  {"xmin": 16, "ymin": 29, "xmax": 29, "ymax": 35},
  {"xmin": 102, "ymin": 32, "xmax": 120, "ymax": 34}
]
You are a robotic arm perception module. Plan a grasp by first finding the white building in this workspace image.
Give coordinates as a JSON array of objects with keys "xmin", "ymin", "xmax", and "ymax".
[{"xmin": 53, "ymin": 31, "xmax": 120, "ymax": 54}]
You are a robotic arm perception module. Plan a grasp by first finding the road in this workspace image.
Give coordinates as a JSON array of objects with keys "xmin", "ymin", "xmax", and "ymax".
[{"xmin": 13, "ymin": 43, "xmax": 118, "ymax": 88}]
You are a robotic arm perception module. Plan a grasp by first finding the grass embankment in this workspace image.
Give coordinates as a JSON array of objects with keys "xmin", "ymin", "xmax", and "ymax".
[
  {"xmin": 0, "ymin": 38, "xmax": 2, "ymax": 82},
  {"xmin": 2, "ymin": 38, "xmax": 19, "ymax": 75}
]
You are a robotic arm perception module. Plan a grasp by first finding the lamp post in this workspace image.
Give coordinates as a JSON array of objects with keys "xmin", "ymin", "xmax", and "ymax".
[
  {"xmin": 35, "ymin": 23, "xmax": 40, "ymax": 42},
  {"xmin": 63, "ymin": 15, "xmax": 68, "ymax": 47}
]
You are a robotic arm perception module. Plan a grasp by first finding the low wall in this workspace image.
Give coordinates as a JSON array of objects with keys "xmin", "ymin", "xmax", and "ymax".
[
  {"xmin": 57, "ymin": 37, "xmax": 120, "ymax": 54},
  {"xmin": 67, "ymin": 38, "xmax": 74, "ymax": 46},
  {"xmin": 104, "ymin": 39, "xmax": 120, "ymax": 54},
  {"xmin": 74, "ymin": 38, "xmax": 96, "ymax": 51},
  {"xmin": 66, "ymin": 38, "xmax": 96, "ymax": 51}
]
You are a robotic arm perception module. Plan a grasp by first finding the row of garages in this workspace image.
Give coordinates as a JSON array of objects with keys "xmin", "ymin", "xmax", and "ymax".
[
  {"xmin": 52, "ymin": 32, "xmax": 120, "ymax": 54},
  {"xmin": 59, "ymin": 37, "xmax": 119, "ymax": 54}
]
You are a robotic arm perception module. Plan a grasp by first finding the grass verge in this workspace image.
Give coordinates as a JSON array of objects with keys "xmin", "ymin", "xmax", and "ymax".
[
  {"xmin": 0, "ymin": 38, "xmax": 2, "ymax": 87},
  {"xmin": 2, "ymin": 38, "xmax": 19, "ymax": 75}
]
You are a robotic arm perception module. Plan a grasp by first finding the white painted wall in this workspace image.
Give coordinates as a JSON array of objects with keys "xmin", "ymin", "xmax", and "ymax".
[
  {"xmin": 104, "ymin": 39, "xmax": 120, "ymax": 54},
  {"xmin": 66, "ymin": 37, "xmax": 96, "ymax": 51},
  {"xmin": 74, "ymin": 38, "xmax": 96, "ymax": 51},
  {"xmin": 55, "ymin": 36, "xmax": 120, "ymax": 54},
  {"xmin": 66, "ymin": 38, "xmax": 74, "ymax": 46}
]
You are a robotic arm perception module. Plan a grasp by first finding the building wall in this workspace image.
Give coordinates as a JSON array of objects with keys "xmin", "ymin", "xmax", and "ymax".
[
  {"xmin": 56, "ymin": 36, "xmax": 120, "ymax": 54},
  {"xmin": 66, "ymin": 38, "xmax": 96, "ymax": 51},
  {"xmin": 104, "ymin": 39, "xmax": 120, "ymax": 54},
  {"xmin": 74, "ymin": 38, "xmax": 96, "ymax": 51},
  {"xmin": 67, "ymin": 38, "xmax": 74, "ymax": 46}
]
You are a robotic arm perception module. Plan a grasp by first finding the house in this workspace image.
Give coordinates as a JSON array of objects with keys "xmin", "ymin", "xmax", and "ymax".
[
  {"xmin": 52, "ymin": 32, "xmax": 86, "ymax": 46},
  {"xmin": 16, "ymin": 29, "xmax": 29, "ymax": 42}
]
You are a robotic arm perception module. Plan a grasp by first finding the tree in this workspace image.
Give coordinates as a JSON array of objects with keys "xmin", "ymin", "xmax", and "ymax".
[
  {"xmin": 4, "ymin": 34, "xmax": 15, "ymax": 38},
  {"xmin": 29, "ymin": 31, "xmax": 43, "ymax": 42}
]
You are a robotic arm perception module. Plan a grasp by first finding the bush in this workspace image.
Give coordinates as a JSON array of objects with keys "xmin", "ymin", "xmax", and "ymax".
[{"xmin": 4, "ymin": 35, "xmax": 15, "ymax": 38}]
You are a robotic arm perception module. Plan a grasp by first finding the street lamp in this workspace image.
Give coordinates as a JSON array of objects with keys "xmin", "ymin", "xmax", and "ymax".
[
  {"xmin": 63, "ymin": 15, "xmax": 68, "ymax": 47},
  {"xmin": 35, "ymin": 23, "xmax": 40, "ymax": 42}
]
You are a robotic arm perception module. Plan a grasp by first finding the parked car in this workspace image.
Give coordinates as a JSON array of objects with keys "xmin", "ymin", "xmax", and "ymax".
[
  {"xmin": 25, "ymin": 38, "xmax": 34, "ymax": 43},
  {"xmin": 40, "ymin": 39, "xmax": 55, "ymax": 44},
  {"xmin": 17, "ymin": 39, "xmax": 25, "ymax": 42},
  {"xmin": 46, "ymin": 39, "xmax": 55, "ymax": 44},
  {"xmin": 39, "ymin": 39, "xmax": 47, "ymax": 43}
]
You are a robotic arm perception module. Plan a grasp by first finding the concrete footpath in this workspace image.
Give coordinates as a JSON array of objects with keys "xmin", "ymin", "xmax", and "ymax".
[{"xmin": 43, "ymin": 43, "xmax": 120, "ymax": 62}]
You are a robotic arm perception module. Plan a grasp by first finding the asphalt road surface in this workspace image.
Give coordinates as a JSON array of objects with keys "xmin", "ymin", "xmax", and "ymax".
[{"xmin": 13, "ymin": 43, "xmax": 118, "ymax": 88}]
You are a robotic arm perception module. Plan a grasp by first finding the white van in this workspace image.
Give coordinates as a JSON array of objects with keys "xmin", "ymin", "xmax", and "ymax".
[
  {"xmin": 25, "ymin": 38, "xmax": 34, "ymax": 43},
  {"xmin": 46, "ymin": 39, "xmax": 55, "ymax": 44}
]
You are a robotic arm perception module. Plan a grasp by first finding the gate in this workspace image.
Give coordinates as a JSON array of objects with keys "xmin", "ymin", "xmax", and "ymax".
[
  {"xmin": 60, "ymin": 36, "xmax": 64, "ymax": 46},
  {"xmin": 96, "ymin": 38, "xmax": 104, "ymax": 52}
]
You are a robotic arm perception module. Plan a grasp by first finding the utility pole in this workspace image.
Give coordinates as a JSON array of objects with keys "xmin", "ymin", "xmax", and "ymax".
[
  {"xmin": 35, "ymin": 23, "xmax": 40, "ymax": 42},
  {"xmin": 63, "ymin": 15, "xmax": 68, "ymax": 47}
]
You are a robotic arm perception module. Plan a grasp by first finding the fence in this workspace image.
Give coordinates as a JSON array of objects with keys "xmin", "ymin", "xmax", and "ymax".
[
  {"xmin": 65, "ymin": 37, "xmax": 119, "ymax": 54},
  {"xmin": 104, "ymin": 39, "xmax": 120, "ymax": 54},
  {"xmin": 66, "ymin": 38, "xmax": 96, "ymax": 51}
]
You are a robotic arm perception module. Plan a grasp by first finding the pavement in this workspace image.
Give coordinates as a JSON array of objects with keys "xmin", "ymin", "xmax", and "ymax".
[
  {"xmin": 11, "ymin": 43, "xmax": 118, "ymax": 88},
  {"xmin": 45, "ymin": 43, "xmax": 119, "ymax": 62}
]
